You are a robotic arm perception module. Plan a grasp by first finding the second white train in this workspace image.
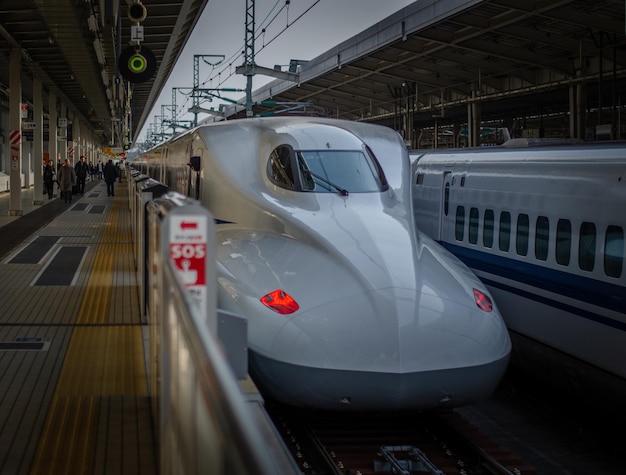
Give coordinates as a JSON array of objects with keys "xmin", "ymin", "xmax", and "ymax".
[{"xmin": 411, "ymin": 139, "xmax": 626, "ymax": 411}]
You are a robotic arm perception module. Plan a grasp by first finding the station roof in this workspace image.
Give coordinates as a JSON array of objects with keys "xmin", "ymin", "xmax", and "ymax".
[
  {"xmin": 228, "ymin": 0, "xmax": 625, "ymax": 134},
  {"xmin": 0, "ymin": 0, "xmax": 208, "ymax": 145},
  {"xmin": 0, "ymin": 1, "xmax": 624, "ymax": 145}
]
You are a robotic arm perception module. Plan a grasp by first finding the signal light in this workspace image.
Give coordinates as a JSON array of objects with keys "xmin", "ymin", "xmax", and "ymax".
[
  {"xmin": 473, "ymin": 288, "xmax": 493, "ymax": 312},
  {"xmin": 260, "ymin": 289, "xmax": 299, "ymax": 314},
  {"xmin": 118, "ymin": 46, "xmax": 156, "ymax": 83},
  {"xmin": 129, "ymin": 53, "xmax": 147, "ymax": 73},
  {"xmin": 128, "ymin": 3, "xmax": 147, "ymax": 22}
]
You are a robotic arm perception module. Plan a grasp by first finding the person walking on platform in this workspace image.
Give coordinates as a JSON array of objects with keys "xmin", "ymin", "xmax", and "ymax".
[
  {"xmin": 116, "ymin": 162, "xmax": 123, "ymax": 183},
  {"xmin": 75, "ymin": 155, "xmax": 88, "ymax": 195},
  {"xmin": 43, "ymin": 160, "xmax": 55, "ymax": 200},
  {"xmin": 58, "ymin": 158, "xmax": 77, "ymax": 203},
  {"xmin": 104, "ymin": 159, "xmax": 117, "ymax": 196}
]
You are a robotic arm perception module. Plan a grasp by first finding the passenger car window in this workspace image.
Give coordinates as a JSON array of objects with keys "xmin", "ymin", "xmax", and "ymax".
[
  {"xmin": 516, "ymin": 214, "xmax": 529, "ymax": 256},
  {"xmin": 556, "ymin": 219, "xmax": 571, "ymax": 266},
  {"xmin": 499, "ymin": 211, "xmax": 511, "ymax": 252},
  {"xmin": 469, "ymin": 208, "xmax": 479, "ymax": 244},
  {"xmin": 483, "ymin": 209, "xmax": 494, "ymax": 248},
  {"xmin": 579, "ymin": 222, "xmax": 596, "ymax": 271},
  {"xmin": 605, "ymin": 225, "xmax": 624, "ymax": 278},
  {"xmin": 455, "ymin": 206, "xmax": 465, "ymax": 241},
  {"xmin": 535, "ymin": 216, "xmax": 549, "ymax": 261}
]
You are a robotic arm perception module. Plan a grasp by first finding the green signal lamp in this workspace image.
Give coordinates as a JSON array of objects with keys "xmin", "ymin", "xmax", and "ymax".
[
  {"xmin": 118, "ymin": 46, "xmax": 156, "ymax": 83},
  {"xmin": 129, "ymin": 54, "xmax": 147, "ymax": 73}
]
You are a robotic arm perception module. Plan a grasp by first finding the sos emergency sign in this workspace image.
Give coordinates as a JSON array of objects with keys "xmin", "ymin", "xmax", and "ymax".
[{"xmin": 169, "ymin": 215, "xmax": 208, "ymax": 293}]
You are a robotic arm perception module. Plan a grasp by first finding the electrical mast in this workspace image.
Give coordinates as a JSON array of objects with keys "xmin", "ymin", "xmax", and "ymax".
[{"xmin": 243, "ymin": 0, "xmax": 255, "ymax": 117}]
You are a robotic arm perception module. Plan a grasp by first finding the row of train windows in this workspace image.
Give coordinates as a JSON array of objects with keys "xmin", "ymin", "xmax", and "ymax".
[{"xmin": 455, "ymin": 207, "xmax": 624, "ymax": 278}]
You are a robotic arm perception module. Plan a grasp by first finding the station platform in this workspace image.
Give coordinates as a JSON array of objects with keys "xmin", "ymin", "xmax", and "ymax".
[
  {"xmin": 0, "ymin": 182, "xmax": 297, "ymax": 474},
  {"xmin": 0, "ymin": 180, "xmax": 156, "ymax": 474}
]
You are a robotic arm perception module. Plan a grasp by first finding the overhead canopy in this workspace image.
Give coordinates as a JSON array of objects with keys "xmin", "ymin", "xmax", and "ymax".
[
  {"xmin": 227, "ymin": 0, "xmax": 625, "ymax": 140},
  {"xmin": 1, "ymin": 1, "xmax": 624, "ymax": 147},
  {"xmin": 0, "ymin": 0, "xmax": 208, "ymax": 145}
]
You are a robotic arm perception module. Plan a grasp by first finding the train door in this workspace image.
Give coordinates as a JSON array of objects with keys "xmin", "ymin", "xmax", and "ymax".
[
  {"xmin": 159, "ymin": 147, "xmax": 167, "ymax": 184},
  {"xmin": 188, "ymin": 154, "xmax": 201, "ymax": 200},
  {"xmin": 440, "ymin": 170, "xmax": 453, "ymax": 241}
]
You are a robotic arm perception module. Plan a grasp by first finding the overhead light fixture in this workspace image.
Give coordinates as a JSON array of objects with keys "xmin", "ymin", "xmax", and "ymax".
[
  {"xmin": 93, "ymin": 38, "xmax": 105, "ymax": 65},
  {"xmin": 87, "ymin": 14, "xmax": 98, "ymax": 33}
]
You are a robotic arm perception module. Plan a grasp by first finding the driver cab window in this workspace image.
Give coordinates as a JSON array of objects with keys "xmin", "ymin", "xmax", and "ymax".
[
  {"xmin": 267, "ymin": 145, "xmax": 297, "ymax": 190},
  {"xmin": 267, "ymin": 144, "xmax": 388, "ymax": 193}
]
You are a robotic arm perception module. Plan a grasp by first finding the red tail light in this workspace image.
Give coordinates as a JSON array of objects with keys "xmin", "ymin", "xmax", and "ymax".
[
  {"xmin": 260, "ymin": 289, "xmax": 299, "ymax": 314},
  {"xmin": 473, "ymin": 288, "xmax": 493, "ymax": 312}
]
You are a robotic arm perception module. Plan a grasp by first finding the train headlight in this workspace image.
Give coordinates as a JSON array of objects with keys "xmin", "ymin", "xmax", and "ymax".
[
  {"xmin": 260, "ymin": 289, "xmax": 300, "ymax": 314},
  {"xmin": 473, "ymin": 288, "xmax": 493, "ymax": 312}
]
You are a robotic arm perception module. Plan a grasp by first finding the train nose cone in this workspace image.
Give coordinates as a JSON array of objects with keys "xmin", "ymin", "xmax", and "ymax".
[{"xmin": 271, "ymin": 286, "xmax": 510, "ymax": 374}]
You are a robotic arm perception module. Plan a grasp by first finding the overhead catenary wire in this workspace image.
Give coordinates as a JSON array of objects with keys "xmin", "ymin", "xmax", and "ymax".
[{"xmin": 169, "ymin": 0, "xmax": 320, "ymax": 126}]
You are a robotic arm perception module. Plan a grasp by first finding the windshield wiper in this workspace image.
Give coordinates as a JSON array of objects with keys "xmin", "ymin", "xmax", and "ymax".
[{"xmin": 306, "ymin": 170, "xmax": 349, "ymax": 196}]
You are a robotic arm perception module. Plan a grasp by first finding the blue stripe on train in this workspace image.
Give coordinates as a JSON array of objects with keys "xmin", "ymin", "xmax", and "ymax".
[{"xmin": 440, "ymin": 241, "xmax": 626, "ymax": 331}]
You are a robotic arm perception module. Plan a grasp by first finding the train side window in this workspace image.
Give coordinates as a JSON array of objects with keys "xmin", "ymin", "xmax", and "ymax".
[
  {"xmin": 444, "ymin": 182, "xmax": 450, "ymax": 216},
  {"xmin": 469, "ymin": 207, "xmax": 479, "ymax": 244},
  {"xmin": 455, "ymin": 206, "xmax": 465, "ymax": 241},
  {"xmin": 604, "ymin": 225, "xmax": 624, "ymax": 278},
  {"xmin": 415, "ymin": 173, "xmax": 424, "ymax": 185},
  {"xmin": 267, "ymin": 145, "xmax": 297, "ymax": 190},
  {"xmin": 535, "ymin": 216, "xmax": 550, "ymax": 261},
  {"xmin": 499, "ymin": 211, "xmax": 511, "ymax": 252},
  {"xmin": 483, "ymin": 209, "xmax": 494, "ymax": 248},
  {"xmin": 579, "ymin": 222, "xmax": 596, "ymax": 272},
  {"xmin": 516, "ymin": 214, "xmax": 529, "ymax": 256},
  {"xmin": 556, "ymin": 219, "xmax": 572, "ymax": 266}
]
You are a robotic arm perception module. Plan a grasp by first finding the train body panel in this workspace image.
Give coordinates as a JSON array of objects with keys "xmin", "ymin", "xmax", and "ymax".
[
  {"xmin": 410, "ymin": 141, "xmax": 626, "ymax": 409},
  {"xmin": 136, "ymin": 117, "xmax": 511, "ymax": 410}
]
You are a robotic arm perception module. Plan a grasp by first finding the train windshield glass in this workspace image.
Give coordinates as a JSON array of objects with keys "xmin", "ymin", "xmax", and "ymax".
[{"xmin": 297, "ymin": 150, "xmax": 386, "ymax": 193}]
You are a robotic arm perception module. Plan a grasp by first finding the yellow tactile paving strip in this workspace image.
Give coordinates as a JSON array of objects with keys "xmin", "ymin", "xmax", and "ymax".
[
  {"xmin": 76, "ymin": 197, "xmax": 135, "ymax": 325},
  {"xmin": 27, "ymin": 185, "xmax": 156, "ymax": 475}
]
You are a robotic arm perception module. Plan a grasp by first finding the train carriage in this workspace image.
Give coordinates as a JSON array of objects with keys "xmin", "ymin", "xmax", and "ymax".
[
  {"xmin": 411, "ymin": 140, "xmax": 626, "ymax": 412},
  {"xmin": 134, "ymin": 117, "xmax": 511, "ymax": 410}
]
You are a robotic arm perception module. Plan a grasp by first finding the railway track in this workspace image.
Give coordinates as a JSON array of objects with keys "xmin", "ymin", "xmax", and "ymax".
[
  {"xmin": 265, "ymin": 401, "xmax": 536, "ymax": 475},
  {"xmin": 262, "ymin": 366, "xmax": 626, "ymax": 474}
]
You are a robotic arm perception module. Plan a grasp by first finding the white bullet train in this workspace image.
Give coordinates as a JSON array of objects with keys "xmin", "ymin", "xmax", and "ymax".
[
  {"xmin": 133, "ymin": 117, "xmax": 511, "ymax": 411},
  {"xmin": 410, "ymin": 139, "xmax": 626, "ymax": 412}
]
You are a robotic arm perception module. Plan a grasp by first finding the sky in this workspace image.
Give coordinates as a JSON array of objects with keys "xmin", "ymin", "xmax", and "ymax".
[{"xmin": 138, "ymin": 0, "xmax": 416, "ymax": 142}]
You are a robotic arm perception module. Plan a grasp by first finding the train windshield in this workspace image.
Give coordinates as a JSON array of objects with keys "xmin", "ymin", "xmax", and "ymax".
[{"xmin": 297, "ymin": 150, "xmax": 387, "ymax": 193}]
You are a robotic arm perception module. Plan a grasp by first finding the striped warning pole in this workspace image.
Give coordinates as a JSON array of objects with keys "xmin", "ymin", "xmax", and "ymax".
[
  {"xmin": 9, "ymin": 128, "xmax": 22, "ymax": 215},
  {"xmin": 9, "ymin": 129, "xmax": 21, "ymax": 171}
]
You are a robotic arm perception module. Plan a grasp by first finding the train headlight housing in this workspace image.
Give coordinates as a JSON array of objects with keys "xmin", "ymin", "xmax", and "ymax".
[
  {"xmin": 473, "ymin": 288, "xmax": 493, "ymax": 312},
  {"xmin": 260, "ymin": 289, "xmax": 299, "ymax": 314}
]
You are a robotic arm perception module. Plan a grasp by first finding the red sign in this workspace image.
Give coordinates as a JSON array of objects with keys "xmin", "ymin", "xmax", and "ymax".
[
  {"xmin": 169, "ymin": 243, "xmax": 207, "ymax": 286},
  {"xmin": 180, "ymin": 221, "xmax": 197, "ymax": 230},
  {"xmin": 168, "ymin": 214, "xmax": 208, "ymax": 311}
]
